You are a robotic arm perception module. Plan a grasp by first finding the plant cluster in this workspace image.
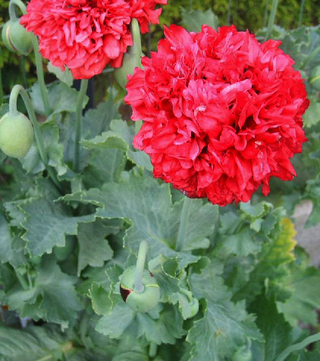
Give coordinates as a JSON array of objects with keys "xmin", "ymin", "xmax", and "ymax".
[{"xmin": 0, "ymin": 1, "xmax": 320, "ymax": 361}]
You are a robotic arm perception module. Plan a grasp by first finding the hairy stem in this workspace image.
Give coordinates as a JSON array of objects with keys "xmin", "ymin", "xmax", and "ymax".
[
  {"xmin": 134, "ymin": 240, "xmax": 148, "ymax": 294},
  {"xmin": 74, "ymin": 79, "xmax": 88, "ymax": 173}
]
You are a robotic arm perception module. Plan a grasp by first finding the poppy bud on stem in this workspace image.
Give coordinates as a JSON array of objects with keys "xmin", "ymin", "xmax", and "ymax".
[
  {"xmin": 5, "ymin": 85, "xmax": 61, "ymax": 190},
  {"xmin": 5, "ymin": 0, "xmax": 51, "ymax": 117},
  {"xmin": 120, "ymin": 241, "xmax": 160, "ymax": 313}
]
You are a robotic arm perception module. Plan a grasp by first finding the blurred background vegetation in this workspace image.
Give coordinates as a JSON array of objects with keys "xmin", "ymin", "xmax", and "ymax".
[{"xmin": 0, "ymin": 0, "xmax": 320, "ymax": 96}]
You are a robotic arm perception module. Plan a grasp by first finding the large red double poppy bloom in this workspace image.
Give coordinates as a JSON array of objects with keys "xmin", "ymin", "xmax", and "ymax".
[
  {"xmin": 21, "ymin": 0, "xmax": 166, "ymax": 79},
  {"xmin": 125, "ymin": 25, "xmax": 309, "ymax": 206}
]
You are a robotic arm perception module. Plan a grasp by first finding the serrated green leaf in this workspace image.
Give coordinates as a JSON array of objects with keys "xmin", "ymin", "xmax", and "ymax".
[
  {"xmin": 222, "ymin": 228, "xmax": 261, "ymax": 257},
  {"xmin": 96, "ymin": 303, "xmax": 185, "ymax": 345},
  {"xmin": 5, "ymin": 256, "xmax": 83, "ymax": 328},
  {"xmin": 233, "ymin": 218, "xmax": 297, "ymax": 303},
  {"xmin": 0, "ymin": 324, "xmax": 68, "ymax": 361},
  {"xmin": 0, "ymin": 214, "xmax": 27, "ymax": 267},
  {"xmin": 188, "ymin": 261, "xmax": 262, "ymax": 360},
  {"xmin": 180, "ymin": 8, "xmax": 218, "ymax": 32},
  {"xmin": 89, "ymin": 283, "xmax": 111, "ymax": 315},
  {"xmin": 48, "ymin": 62, "xmax": 73, "ymax": 87},
  {"xmin": 83, "ymin": 148, "xmax": 126, "ymax": 188},
  {"xmin": 277, "ymin": 249, "xmax": 320, "ymax": 327},
  {"xmin": 20, "ymin": 195, "xmax": 95, "ymax": 257},
  {"xmin": 77, "ymin": 221, "xmax": 113, "ymax": 275},
  {"xmin": 82, "ymin": 119, "xmax": 152, "ymax": 170},
  {"xmin": 303, "ymin": 100, "xmax": 320, "ymax": 128},
  {"xmin": 96, "ymin": 302, "xmax": 135, "ymax": 338},
  {"xmin": 250, "ymin": 293, "xmax": 293, "ymax": 361},
  {"xmin": 60, "ymin": 174, "xmax": 218, "ymax": 268}
]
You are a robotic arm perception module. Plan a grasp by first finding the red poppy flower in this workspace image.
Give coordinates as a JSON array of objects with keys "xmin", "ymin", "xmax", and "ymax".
[
  {"xmin": 125, "ymin": 25, "xmax": 309, "ymax": 206},
  {"xmin": 20, "ymin": 0, "xmax": 166, "ymax": 79}
]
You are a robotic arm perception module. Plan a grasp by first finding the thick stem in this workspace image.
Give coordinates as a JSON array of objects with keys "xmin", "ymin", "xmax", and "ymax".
[
  {"xmin": 74, "ymin": 79, "xmax": 88, "ymax": 173},
  {"xmin": 149, "ymin": 342, "xmax": 158, "ymax": 358},
  {"xmin": 176, "ymin": 197, "xmax": 193, "ymax": 251},
  {"xmin": 266, "ymin": 0, "xmax": 279, "ymax": 40},
  {"xmin": 134, "ymin": 240, "xmax": 148, "ymax": 294},
  {"xmin": 8, "ymin": 85, "xmax": 61, "ymax": 189},
  {"xmin": 298, "ymin": 0, "xmax": 305, "ymax": 27},
  {"xmin": 31, "ymin": 35, "xmax": 51, "ymax": 117}
]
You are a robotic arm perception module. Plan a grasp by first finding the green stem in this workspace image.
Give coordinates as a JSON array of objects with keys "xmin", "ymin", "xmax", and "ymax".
[
  {"xmin": 31, "ymin": 35, "xmax": 51, "ymax": 117},
  {"xmin": 21, "ymin": 56, "xmax": 28, "ymax": 89},
  {"xmin": 134, "ymin": 240, "xmax": 148, "ymax": 294},
  {"xmin": 189, "ymin": 0, "xmax": 193, "ymax": 10},
  {"xmin": 8, "ymin": 85, "xmax": 61, "ymax": 189},
  {"xmin": 298, "ymin": 0, "xmax": 305, "ymax": 27},
  {"xmin": 176, "ymin": 197, "xmax": 193, "ymax": 251},
  {"xmin": 8, "ymin": 0, "xmax": 27, "ymax": 20},
  {"xmin": 275, "ymin": 332, "xmax": 320, "ymax": 361},
  {"xmin": 227, "ymin": 0, "xmax": 232, "ymax": 26},
  {"xmin": 149, "ymin": 342, "xmax": 158, "ymax": 358},
  {"xmin": 266, "ymin": 0, "xmax": 279, "ymax": 40},
  {"xmin": 263, "ymin": 0, "xmax": 270, "ymax": 28},
  {"xmin": 74, "ymin": 79, "xmax": 88, "ymax": 173}
]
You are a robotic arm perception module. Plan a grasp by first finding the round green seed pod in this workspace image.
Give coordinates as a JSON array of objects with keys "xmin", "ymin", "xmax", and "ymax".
[
  {"xmin": 120, "ymin": 265, "xmax": 160, "ymax": 313},
  {"xmin": 0, "ymin": 112, "xmax": 34, "ymax": 158},
  {"xmin": 2, "ymin": 20, "xmax": 33, "ymax": 55},
  {"xmin": 310, "ymin": 66, "xmax": 320, "ymax": 91}
]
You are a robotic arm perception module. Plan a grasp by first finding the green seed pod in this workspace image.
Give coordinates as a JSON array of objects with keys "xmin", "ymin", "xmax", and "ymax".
[
  {"xmin": 114, "ymin": 19, "xmax": 143, "ymax": 90},
  {"xmin": 2, "ymin": 20, "xmax": 33, "ymax": 55},
  {"xmin": 310, "ymin": 66, "xmax": 320, "ymax": 91},
  {"xmin": 0, "ymin": 112, "xmax": 34, "ymax": 158},
  {"xmin": 120, "ymin": 265, "xmax": 160, "ymax": 313}
]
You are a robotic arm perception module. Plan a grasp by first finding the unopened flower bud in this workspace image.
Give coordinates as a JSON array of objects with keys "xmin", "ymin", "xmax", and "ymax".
[
  {"xmin": 120, "ymin": 265, "xmax": 160, "ymax": 313},
  {"xmin": 0, "ymin": 112, "xmax": 34, "ymax": 158},
  {"xmin": 2, "ymin": 20, "xmax": 33, "ymax": 55}
]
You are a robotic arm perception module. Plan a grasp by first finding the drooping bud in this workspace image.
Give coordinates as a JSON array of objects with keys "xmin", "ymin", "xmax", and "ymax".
[
  {"xmin": 2, "ymin": 20, "xmax": 33, "ymax": 55},
  {"xmin": 114, "ymin": 19, "xmax": 143, "ymax": 90},
  {"xmin": 0, "ymin": 112, "xmax": 34, "ymax": 158},
  {"xmin": 120, "ymin": 265, "xmax": 160, "ymax": 313},
  {"xmin": 310, "ymin": 66, "xmax": 320, "ymax": 91}
]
